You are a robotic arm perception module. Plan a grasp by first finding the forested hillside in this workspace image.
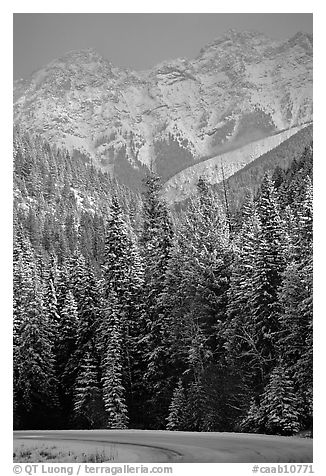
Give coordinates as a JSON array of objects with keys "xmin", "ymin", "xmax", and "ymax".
[{"xmin": 13, "ymin": 129, "xmax": 312, "ymax": 435}]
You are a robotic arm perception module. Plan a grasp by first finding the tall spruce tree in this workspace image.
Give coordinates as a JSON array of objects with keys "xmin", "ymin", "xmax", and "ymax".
[
  {"xmin": 101, "ymin": 292, "xmax": 129, "ymax": 429},
  {"xmin": 140, "ymin": 172, "xmax": 174, "ymax": 428},
  {"xmin": 102, "ymin": 196, "xmax": 144, "ymax": 426},
  {"xmin": 249, "ymin": 175, "xmax": 286, "ymax": 383}
]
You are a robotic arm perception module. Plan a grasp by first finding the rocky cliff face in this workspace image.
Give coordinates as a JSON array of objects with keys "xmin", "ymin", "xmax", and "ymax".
[{"xmin": 14, "ymin": 29, "xmax": 312, "ymax": 196}]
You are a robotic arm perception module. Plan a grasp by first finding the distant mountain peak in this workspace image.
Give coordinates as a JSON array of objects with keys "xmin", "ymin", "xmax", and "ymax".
[
  {"xmin": 222, "ymin": 28, "xmax": 268, "ymax": 40},
  {"xmin": 197, "ymin": 29, "xmax": 275, "ymax": 58},
  {"xmin": 52, "ymin": 47, "xmax": 110, "ymax": 67},
  {"xmin": 286, "ymin": 31, "xmax": 313, "ymax": 50}
]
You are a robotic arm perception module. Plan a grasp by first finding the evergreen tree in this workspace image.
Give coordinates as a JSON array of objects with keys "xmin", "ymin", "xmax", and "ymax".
[
  {"xmin": 102, "ymin": 196, "xmax": 144, "ymax": 426},
  {"xmin": 249, "ymin": 175, "xmax": 286, "ymax": 380},
  {"xmin": 225, "ymin": 196, "xmax": 264, "ymax": 387},
  {"xmin": 73, "ymin": 347, "xmax": 105, "ymax": 429},
  {"xmin": 14, "ymin": 251, "xmax": 58, "ymax": 428},
  {"xmin": 68, "ymin": 250, "xmax": 88, "ymax": 307},
  {"xmin": 278, "ymin": 261, "xmax": 312, "ymax": 426},
  {"xmin": 240, "ymin": 398, "xmax": 262, "ymax": 433},
  {"xmin": 278, "ymin": 177, "xmax": 313, "ymax": 426},
  {"xmin": 140, "ymin": 172, "xmax": 174, "ymax": 427},
  {"xmin": 43, "ymin": 261, "xmax": 60, "ymax": 346},
  {"xmin": 166, "ymin": 380, "xmax": 187, "ymax": 431},
  {"xmin": 13, "ymin": 233, "xmax": 34, "ymax": 428},
  {"xmin": 295, "ymin": 176, "xmax": 313, "ymax": 260},
  {"xmin": 101, "ymin": 293, "xmax": 129, "ymax": 429},
  {"xmin": 259, "ymin": 366, "xmax": 300, "ymax": 435},
  {"xmin": 159, "ymin": 241, "xmax": 191, "ymax": 377},
  {"xmin": 55, "ymin": 263, "xmax": 71, "ymax": 315},
  {"xmin": 103, "ymin": 196, "xmax": 144, "ymax": 311},
  {"xmin": 67, "ymin": 258, "xmax": 105, "ymax": 426},
  {"xmin": 56, "ymin": 290, "xmax": 79, "ymax": 426},
  {"xmin": 182, "ymin": 177, "xmax": 231, "ymax": 352},
  {"xmin": 74, "ymin": 263, "xmax": 103, "ymax": 358},
  {"xmin": 185, "ymin": 380, "xmax": 208, "ymax": 432}
]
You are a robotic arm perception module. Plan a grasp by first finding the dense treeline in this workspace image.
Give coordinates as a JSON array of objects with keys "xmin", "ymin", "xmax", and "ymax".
[{"xmin": 13, "ymin": 130, "xmax": 313, "ymax": 435}]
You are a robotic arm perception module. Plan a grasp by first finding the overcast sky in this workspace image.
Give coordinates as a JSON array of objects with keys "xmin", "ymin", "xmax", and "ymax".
[{"xmin": 13, "ymin": 13, "xmax": 313, "ymax": 79}]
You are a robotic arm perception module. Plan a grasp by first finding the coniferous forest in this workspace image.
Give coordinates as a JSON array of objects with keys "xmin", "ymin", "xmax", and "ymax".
[{"xmin": 13, "ymin": 128, "xmax": 313, "ymax": 436}]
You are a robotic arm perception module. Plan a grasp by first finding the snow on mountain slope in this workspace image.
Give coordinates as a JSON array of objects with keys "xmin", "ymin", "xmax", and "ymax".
[
  {"xmin": 163, "ymin": 123, "xmax": 310, "ymax": 204},
  {"xmin": 13, "ymin": 30, "xmax": 312, "ymax": 194}
]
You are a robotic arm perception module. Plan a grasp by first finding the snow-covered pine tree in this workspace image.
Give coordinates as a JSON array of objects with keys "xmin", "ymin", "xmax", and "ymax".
[
  {"xmin": 102, "ymin": 196, "xmax": 144, "ymax": 426},
  {"xmin": 259, "ymin": 365, "xmax": 300, "ymax": 436},
  {"xmin": 74, "ymin": 263, "xmax": 103, "ymax": 357},
  {"xmin": 103, "ymin": 196, "xmax": 144, "ymax": 323},
  {"xmin": 102, "ymin": 196, "xmax": 144, "ymax": 345},
  {"xmin": 278, "ymin": 177, "xmax": 313, "ymax": 427},
  {"xmin": 14, "ymin": 249, "xmax": 58, "ymax": 428},
  {"xmin": 25, "ymin": 207, "xmax": 42, "ymax": 251},
  {"xmin": 13, "ymin": 230, "xmax": 34, "ymax": 428},
  {"xmin": 67, "ymin": 250, "xmax": 104, "ymax": 358},
  {"xmin": 185, "ymin": 176, "xmax": 231, "ymax": 351},
  {"xmin": 65, "ymin": 213, "xmax": 79, "ymax": 254},
  {"xmin": 166, "ymin": 379, "xmax": 187, "ymax": 431},
  {"xmin": 240, "ymin": 397, "xmax": 262, "ymax": 433},
  {"xmin": 158, "ymin": 240, "xmax": 191, "ymax": 376},
  {"xmin": 101, "ymin": 292, "xmax": 129, "ymax": 429},
  {"xmin": 278, "ymin": 262, "xmax": 312, "ymax": 407},
  {"xmin": 92, "ymin": 213, "xmax": 106, "ymax": 267},
  {"xmin": 57, "ymin": 290, "xmax": 79, "ymax": 362},
  {"xmin": 66, "ymin": 258, "xmax": 105, "ymax": 426},
  {"xmin": 225, "ymin": 195, "xmax": 264, "ymax": 387},
  {"xmin": 294, "ymin": 176, "xmax": 312, "ymax": 263},
  {"xmin": 73, "ymin": 347, "xmax": 104, "ymax": 429},
  {"xmin": 13, "ymin": 227, "xmax": 32, "ymax": 350},
  {"xmin": 43, "ymin": 259, "xmax": 60, "ymax": 347},
  {"xmin": 68, "ymin": 249, "xmax": 88, "ymax": 307},
  {"xmin": 55, "ymin": 262, "xmax": 71, "ymax": 315},
  {"xmin": 185, "ymin": 380, "xmax": 208, "ymax": 432},
  {"xmin": 56, "ymin": 289, "xmax": 79, "ymax": 425},
  {"xmin": 141, "ymin": 173, "xmax": 173, "ymax": 253},
  {"xmin": 250, "ymin": 175, "xmax": 286, "ymax": 378},
  {"xmin": 122, "ymin": 228, "xmax": 147, "ymax": 425},
  {"xmin": 102, "ymin": 197, "xmax": 131, "ymax": 300},
  {"xmin": 140, "ymin": 172, "xmax": 174, "ymax": 427}
]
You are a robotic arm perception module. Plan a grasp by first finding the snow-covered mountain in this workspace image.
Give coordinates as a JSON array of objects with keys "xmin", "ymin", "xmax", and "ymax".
[{"xmin": 14, "ymin": 29, "xmax": 312, "ymax": 197}]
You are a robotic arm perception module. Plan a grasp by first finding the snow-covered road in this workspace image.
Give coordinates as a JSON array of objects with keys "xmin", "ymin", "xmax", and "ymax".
[{"xmin": 14, "ymin": 429, "xmax": 313, "ymax": 463}]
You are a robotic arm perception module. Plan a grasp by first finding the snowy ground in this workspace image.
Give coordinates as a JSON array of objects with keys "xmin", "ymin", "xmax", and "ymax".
[
  {"xmin": 13, "ymin": 439, "xmax": 116, "ymax": 463},
  {"xmin": 14, "ymin": 430, "xmax": 313, "ymax": 463}
]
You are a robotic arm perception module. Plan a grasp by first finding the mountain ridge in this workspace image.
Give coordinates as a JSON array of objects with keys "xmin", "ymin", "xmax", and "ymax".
[{"xmin": 13, "ymin": 29, "xmax": 312, "ymax": 198}]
